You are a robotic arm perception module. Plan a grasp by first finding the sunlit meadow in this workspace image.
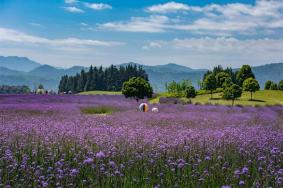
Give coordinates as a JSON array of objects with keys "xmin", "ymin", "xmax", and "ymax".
[{"xmin": 0, "ymin": 95, "xmax": 282, "ymax": 187}]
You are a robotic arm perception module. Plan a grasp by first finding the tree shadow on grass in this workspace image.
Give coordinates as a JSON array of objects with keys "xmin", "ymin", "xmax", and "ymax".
[
  {"xmin": 209, "ymin": 98, "xmax": 222, "ymax": 100},
  {"xmin": 249, "ymin": 99, "xmax": 266, "ymax": 103}
]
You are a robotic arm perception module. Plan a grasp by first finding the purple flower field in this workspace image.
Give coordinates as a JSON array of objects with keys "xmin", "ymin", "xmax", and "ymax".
[{"xmin": 0, "ymin": 94, "xmax": 282, "ymax": 187}]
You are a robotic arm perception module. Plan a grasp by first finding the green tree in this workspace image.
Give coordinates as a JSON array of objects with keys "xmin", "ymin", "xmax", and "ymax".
[
  {"xmin": 122, "ymin": 77, "xmax": 153, "ymax": 102},
  {"xmin": 165, "ymin": 80, "xmax": 192, "ymax": 97},
  {"xmin": 243, "ymin": 78, "xmax": 260, "ymax": 101},
  {"xmin": 185, "ymin": 86, "xmax": 197, "ymax": 99},
  {"xmin": 203, "ymin": 74, "xmax": 217, "ymax": 99},
  {"xmin": 236, "ymin": 65, "xmax": 255, "ymax": 86},
  {"xmin": 38, "ymin": 84, "xmax": 44, "ymax": 89},
  {"xmin": 264, "ymin": 80, "xmax": 272, "ymax": 90},
  {"xmin": 278, "ymin": 80, "xmax": 283, "ymax": 90},
  {"xmin": 223, "ymin": 84, "xmax": 242, "ymax": 106},
  {"xmin": 223, "ymin": 77, "xmax": 233, "ymax": 88},
  {"xmin": 270, "ymin": 82, "xmax": 278, "ymax": 90},
  {"xmin": 216, "ymin": 72, "xmax": 230, "ymax": 88}
]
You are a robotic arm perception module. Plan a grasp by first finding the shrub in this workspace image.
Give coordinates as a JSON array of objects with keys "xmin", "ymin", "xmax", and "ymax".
[{"xmin": 185, "ymin": 86, "xmax": 197, "ymax": 99}]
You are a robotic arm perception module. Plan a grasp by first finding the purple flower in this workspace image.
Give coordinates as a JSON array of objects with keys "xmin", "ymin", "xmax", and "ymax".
[
  {"xmin": 205, "ymin": 156, "xmax": 211, "ymax": 161},
  {"xmin": 96, "ymin": 151, "xmax": 105, "ymax": 159},
  {"xmin": 221, "ymin": 186, "xmax": 231, "ymax": 188},
  {"xmin": 109, "ymin": 161, "xmax": 116, "ymax": 168},
  {"xmin": 239, "ymin": 180, "xmax": 245, "ymax": 186},
  {"xmin": 234, "ymin": 169, "xmax": 241, "ymax": 175},
  {"xmin": 83, "ymin": 158, "xmax": 94, "ymax": 165},
  {"xmin": 271, "ymin": 147, "xmax": 280, "ymax": 155},
  {"xmin": 242, "ymin": 166, "xmax": 249, "ymax": 174},
  {"xmin": 70, "ymin": 169, "xmax": 79, "ymax": 177}
]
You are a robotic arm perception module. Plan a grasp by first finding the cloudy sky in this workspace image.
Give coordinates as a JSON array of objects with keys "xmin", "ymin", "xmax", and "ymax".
[{"xmin": 0, "ymin": 0, "xmax": 283, "ymax": 68}]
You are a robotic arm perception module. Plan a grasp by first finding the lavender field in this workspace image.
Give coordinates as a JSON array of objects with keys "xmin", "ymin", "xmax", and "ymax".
[{"xmin": 0, "ymin": 94, "xmax": 282, "ymax": 187}]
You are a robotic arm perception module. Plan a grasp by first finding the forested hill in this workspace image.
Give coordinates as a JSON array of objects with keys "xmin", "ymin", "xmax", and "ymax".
[
  {"xmin": 0, "ymin": 56, "xmax": 282, "ymax": 91},
  {"xmin": 58, "ymin": 64, "xmax": 148, "ymax": 93}
]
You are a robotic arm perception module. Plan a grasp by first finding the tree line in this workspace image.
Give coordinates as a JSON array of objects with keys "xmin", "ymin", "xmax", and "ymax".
[
  {"xmin": 0, "ymin": 85, "xmax": 30, "ymax": 94},
  {"xmin": 264, "ymin": 80, "xmax": 283, "ymax": 90},
  {"xmin": 202, "ymin": 65, "xmax": 260, "ymax": 105},
  {"xmin": 58, "ymin": 64, "xmax": 148, "ymax": 93},
  {"xmin": 165, "ymin": 65, "xmax": 269, "ymax": 106}
]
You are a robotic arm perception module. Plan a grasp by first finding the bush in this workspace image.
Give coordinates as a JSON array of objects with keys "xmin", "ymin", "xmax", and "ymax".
[{"xmin": 185, "ymin": 86, "xmax": 197, "ymax": 99}]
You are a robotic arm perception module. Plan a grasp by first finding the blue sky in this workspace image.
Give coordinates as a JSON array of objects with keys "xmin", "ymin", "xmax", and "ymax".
[{"xmin": 0, "ymin": 0, "xmax": 283, "ymax": 68}]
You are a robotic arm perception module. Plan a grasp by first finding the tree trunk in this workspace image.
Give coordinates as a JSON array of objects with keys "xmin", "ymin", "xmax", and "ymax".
[
  {"xmin": 232, "ymin": 99, "xmax": 234, "ymax": 106},
  {"xmin": 210, "ymin": 90, "xmax": 213, "ymax": 99},
  {"xmin": 250, "ymin": 91, "xmax": 253, "ymax": 101}
]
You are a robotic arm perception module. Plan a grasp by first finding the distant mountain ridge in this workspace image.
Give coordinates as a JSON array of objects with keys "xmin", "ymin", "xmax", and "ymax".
[
  {"xmin": 0, "ymin": 56, "xmax": 41, "ymax": 72},
  {"xmin": 0, "ymin": 56, "xmax": 282, "ymax": 91}
]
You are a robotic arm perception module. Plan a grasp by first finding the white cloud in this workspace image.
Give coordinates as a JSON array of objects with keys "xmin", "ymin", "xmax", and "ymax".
[
  {"xmin": 30, "ymin": 23, "xmax": 44, "ymax": 28},
  {"xmin": 0, "ymin": 27, "xmax": 124, "ymax": 48},
  {"xmin": 146, "ymin": 2, "xmax": 190, "ymax": 13},
  {"xmin": 64, "ymin": 0, "xmax": 77, "ymax": 4},
  {"xmin": 139, "ymin": 37, "xmax": 283, "ymax": 68},
  {"xmin": 101, "ymin": 0, "xmax": 283, "ymax": 35},
  {"xmin": 80, "ymin": 22, "xmax": 88, "ymax": 26},
  {"xmin": 143, "ymin": 37, "xmax": 283, "ymax": 54},
  {"xmin": 64, "ymin": 6, "xmax": 84, "ymax": 13},
  {"xmin": 142, "ymin": 42, "xmax": 164, "ymax": 50},
  {"xmin": 84, "ymin": 3, "xmax": 112, "ymax": 10},
  {"xmin": 99, "ymin": 15, "xmax": 170, "ymax": 33}
]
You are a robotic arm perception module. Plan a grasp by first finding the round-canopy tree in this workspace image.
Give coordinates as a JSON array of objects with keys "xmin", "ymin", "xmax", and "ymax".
[
  {"xmin": 216, "ymin": 72, "xmax": 230, "ymax": 88},
  {"xmin": 243, "ymin": 78, "xmax": 260, "ymax": 101},
  {"xmin": 236, "ymin": 65, "xmax": 255, "ymax": 86},
  {"xmin": 278, "ymin": 80, "xmax": 283, "ymax": 90},
  {"xmin": 222, "ymin": 84, "xmax": 242, "ymax": 106},
  {"xmin": 264, "ymin": 80, "xmax": 272, "ymax": 90},
  {"xmin": 122, "ymin": 77, "xmax": 153, "ymax": 102},
  {"xmin": 203, "ymin": 74, "xmax": 217, "ymax": 99}
]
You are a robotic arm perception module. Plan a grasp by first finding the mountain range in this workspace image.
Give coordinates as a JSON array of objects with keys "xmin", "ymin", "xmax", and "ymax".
[{"xmin": 0, "ymin": 56, "xmax": 282, "ymax": 91}]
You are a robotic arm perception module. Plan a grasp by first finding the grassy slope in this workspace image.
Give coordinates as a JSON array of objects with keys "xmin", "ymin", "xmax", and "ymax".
[
  {"xmin": 79, "ymin": 91, "xmax": 122, "ymax": 95},
  {"xmin": 150, "ymin": 90, "xmax": 283, "ymax": 106}
]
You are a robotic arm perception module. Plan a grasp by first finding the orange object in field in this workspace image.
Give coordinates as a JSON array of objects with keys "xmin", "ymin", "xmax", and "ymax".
[{"xmin": 139, "ymin": 103, "xmax": 149, "ymax": 112}]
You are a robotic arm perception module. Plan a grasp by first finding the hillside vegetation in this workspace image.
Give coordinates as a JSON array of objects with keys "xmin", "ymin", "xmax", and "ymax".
[
  {"xmin": 150, "ymin": 90, "xmax": 283, "ymax": 106},
  {"xmin": 79, "ymin": 91, "xmax": 122, "ymax": 95}
]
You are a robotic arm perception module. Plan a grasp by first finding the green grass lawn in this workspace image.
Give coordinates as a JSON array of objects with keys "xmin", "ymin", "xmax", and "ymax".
[
  {"xmin": 79, "ymin": 91, "xmax": 122, "ymax": 95},
  {"xmin": 150, "ymin": 90, "xmax": 283, "ymax": 106},
  {"xmin": 80, "ymin": 106, "xmax": 118, "ymax": 115}
]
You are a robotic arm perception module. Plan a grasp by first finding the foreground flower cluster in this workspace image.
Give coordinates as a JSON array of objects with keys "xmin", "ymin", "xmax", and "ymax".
[{"xmin": 0, "ymin": 94, "xmax": 282, "ymax": 187}]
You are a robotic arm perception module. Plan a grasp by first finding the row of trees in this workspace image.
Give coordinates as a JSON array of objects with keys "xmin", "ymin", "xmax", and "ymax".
[
  {"xmin": 165, "ymin": 80, "xmax": 197, "ymax": 99},
  {"xmin": 202, "ymin": 65, "xmax": 260, "ymax": 105},
  {"xmin": 264, "ymin": 80, "xmax": 283, "ymax": 90},
  {"xmin": 0, "ymin": 85, "xmax": 31, "ymax": 94},
  {"xmin": 58, "ymin": 64, "xmax": 148, "ymax": 93}
]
